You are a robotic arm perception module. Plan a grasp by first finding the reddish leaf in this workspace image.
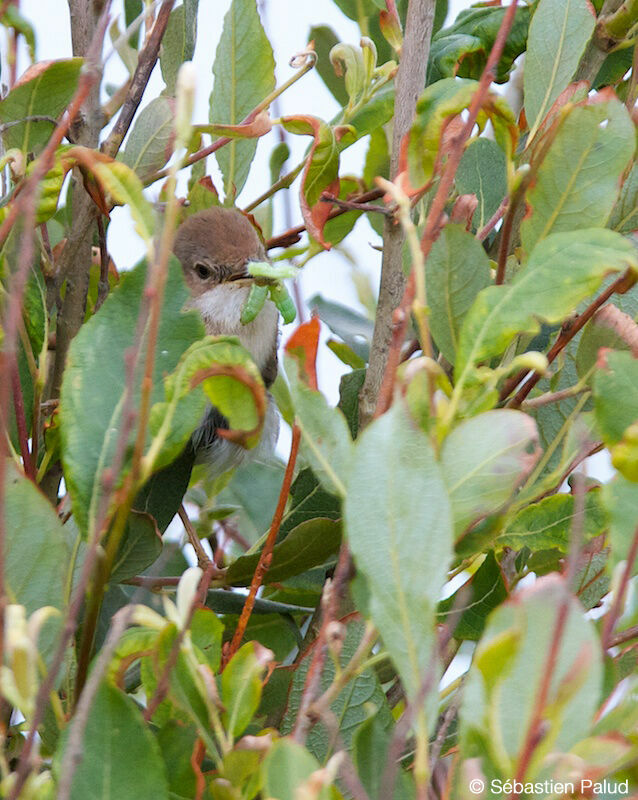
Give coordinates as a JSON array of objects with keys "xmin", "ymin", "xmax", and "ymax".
[
  {"xmin": 282, "ymin": 115, "xmax": 340, "ymax": 249},
  {"xmin": 285, "ymin": 317, "xmax": 321, "ymax": 390}
]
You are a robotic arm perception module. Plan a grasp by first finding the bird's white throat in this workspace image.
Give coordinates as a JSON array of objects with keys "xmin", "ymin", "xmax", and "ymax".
[{"xmin": 187, "ymin": 283, "xmax": 279, "ymax": 372}]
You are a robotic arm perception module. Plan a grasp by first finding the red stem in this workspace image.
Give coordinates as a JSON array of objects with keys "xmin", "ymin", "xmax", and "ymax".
[
  {"xmin": 10, "ymin": 361, "xmax": 34, "ymax": 480},
  {"xmin": 223, "ymin": 424, "xmax": 302, "ymax": 667}
]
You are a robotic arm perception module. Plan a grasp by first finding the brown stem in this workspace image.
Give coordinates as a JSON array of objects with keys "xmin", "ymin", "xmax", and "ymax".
[
  {"xmin": 101, "ymin": 0, "xmax": 175, "ymax": 159},
  {"xmin": 610, "ymin": 624, "xmax": 638, "ymax": 648},
  {"xmin": 574, "ymin": 0, "xmax": 624, "ymax": 84},
  {"xmin": 358, "ymin": 0, "xmax": 436, "ymax": 429},
  {"xmin": 374, "ymin": 0, "xmax": 521, "ymax": 418},
  {"xmin": 506, "ymin": 269, "xmax": 637, "ymax": 407},
  {"xmin": 179, "ymin": 504, "xmax": 212, "ymax": 569},
  {"xmin": 476, "ymin": 196, "xmax": 508, "ymax": 242},
  {"xmin": 223, "ymin": 425, "xmax": 301, "ymax": 666},
  {"xmin": 320, "ymin": 192, "xmax": 392, "ymax": 216}
]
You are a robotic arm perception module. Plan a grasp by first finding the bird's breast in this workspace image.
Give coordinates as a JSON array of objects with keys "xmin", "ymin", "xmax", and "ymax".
[{"xmin": 188, "ymin": 283, "xmax": 279, "ymax": 375}]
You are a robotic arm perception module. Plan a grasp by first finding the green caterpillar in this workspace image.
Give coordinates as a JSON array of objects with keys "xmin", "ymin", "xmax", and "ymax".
[{"xmin": 240, "ymin": 260, "xmax": 298, "ymax": 325}]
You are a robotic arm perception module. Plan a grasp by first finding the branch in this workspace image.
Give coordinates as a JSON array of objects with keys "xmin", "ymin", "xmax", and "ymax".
[
  {"xmin": 358, "ymin": 0, "xmax": 436, "ymax": 429},
  {"xmin": 374, "ymin": 0, "xmax": 521, "ymax": 419},
  {"xmin": 602, "ymin": 524, "xmax": 638, "ymax": 649},
  {"xmin": 574, "ymin": 0, "xmax": 625, "ymax": 85},
  {"xmin": 223, "ymin": 425, "xmax": 301, "ymax": 666},
  {"xmin": 101, "ymin": 0, "xmax": 175, "ymax": 159},
  {"xmin": 505, "ymin": 269, "xmax": 637, "ymax": 407}
]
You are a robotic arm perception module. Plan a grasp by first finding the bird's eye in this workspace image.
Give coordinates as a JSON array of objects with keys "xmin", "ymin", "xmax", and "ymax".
[{"xmin": 194, "ymin": 262, "xmax": 213, "ymax": 280}]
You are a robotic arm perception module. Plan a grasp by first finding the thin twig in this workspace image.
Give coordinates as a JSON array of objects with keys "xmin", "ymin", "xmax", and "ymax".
[
  {"xmin": 179, "ymin": 504, "xmax": 212, "ymax": 568},
  {"xmin": 320, "ymin": 192, "xmax": 392, "ymax": 216},
  {"xmin": 101, "ymin": 0, "xmax": 175, "ymax": 159},
  {"xmin": 476, "ymin": 196, "xmax": 508, "ymax": 242},
  {"xmin": 505, "ymin": 269, "xmax": 637, "ymax": 407},
  {"xmin": 224, "ymin": 424, "xmax": 301, "ymax": 666}
]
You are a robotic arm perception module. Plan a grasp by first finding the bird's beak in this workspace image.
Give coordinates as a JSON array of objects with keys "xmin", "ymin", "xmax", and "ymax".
[{"xmin": 226, "ymin": 260, "xmax": 274, "ymax": 285}]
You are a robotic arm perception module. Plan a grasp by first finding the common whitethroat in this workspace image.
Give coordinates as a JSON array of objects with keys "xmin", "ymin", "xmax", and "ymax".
[{"xmin": 173, "ymin": 207, "xmax": 280, "ymax": 475}]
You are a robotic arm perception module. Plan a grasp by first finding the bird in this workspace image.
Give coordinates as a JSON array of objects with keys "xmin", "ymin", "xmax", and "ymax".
[{"xmin": 173, "ymin": 206, "xmax": 281, "ymax": 478}]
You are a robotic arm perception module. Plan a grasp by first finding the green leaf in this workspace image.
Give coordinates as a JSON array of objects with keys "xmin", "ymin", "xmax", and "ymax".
[
  {"xmin": 455, "ymin": 138, "xmax": 507, "ymax": 233},
  {"xmin": 593, "ymin": 350, "xmax": 638, "ymax": 446},
  {"xmin": 426, "ymin": 224, "xmax": 492, "ymax": 364},
  {"xmin": 89, "ymin": 157, "xmax": 156, "ymax": 243},
  {"xmin": 133, "ymin": 444, "xmax": 195, "ymax": 533},
  {"xmin": 352, "ymin": 709, "xmax": 414, "ymax": 800},
  {"xmin": 438, "ymin": 552, "xmax": 508, "ymax": 641},
  {"xmin": 455, "ymin": 229, "xmax": 638, "ymax": 381},
  {"xmin": 429, "ymin": 5, "xmax": 531, "ymax": 85},
  {"xmin": 191, "ymin": 607, "xmax": 224, "ymax": 672},
  {"xmin": 309, "ymin": 294, "xmax": 374, "ymax": 361},
  {"xmin": 609, "ymin": 163, "xmax": 638, "ymax": 235},
  {"xmin": 221, "ymin": 641, "xmax": 271, "ymax": 739},
  {"xmin": 441, "ymin": 410, "xmax": 541, "ymax": 537},
  {"xmin": 496, "ymin": 490, "xmax": 607, "ymax": 552},
  {"xmin": 111, "ymin": 510, "xmax": 162, "ymax": 582},
  {"xmin": 262, "ymin": 739, "xmax": 328, "ymax": 800},
  {"xmin": 521, "ymin": 98, "xmax": 635, "ymax": 253},
  {"xmin": 285, "ymin": 357, "xmax": 354, "ymax": 499},
  {"xmin": 603, "ymin": 476, "xmax": 638, "ymax": 571},
  {"xmin": 218, "ymin": 459, "xmax": 284, "ymax": 546},
  {"xmin": 56, "ymin": 682, "xmax": 169, "ymax": 800},
  {"xmin": 277, "ymin": 467, "xmax": 341, "ymax": 541},
  {"xmin": 459, "ymin": 576, "xmax": 603, "ymax": 776},
  {"xmin": 3, "ymin": 463, "xmax": 71, "ymax": 618},
  {"xmin": 282, "ymin": 620, "xmax": 393, "ymax": 764},
  {"xmin": 156, "ymin": 721, "xmax": 198, "ymax": 800},
  {"xmin": 344, "ymin": 405, "xmax": 453, "ymax": 702},
  {"xmin": 159, "ymin": 0, "xmax": 198, "ymax": 95},
  {"xmin": 310, "ymin": 25, "xmax": 349, "ymax": 106},
  {"xmin": 59, "ymin": 257, "xmax": 204, "ymax": 536},
  {"xmin": 0, "ymin": 58, "xmax": 83, "ymax": 153},
  {"xmin": 524, "ymin": 0, "xmax": 596, "ymax": 139},
  {"xmin": 210, "ymin": 0, "xmax": 275, "ymax": 201},
  {"xmin": 120, "ymin": 97, "xmax": 175, "ymax": 182},
  {"xmin": 226, "ymin": 518, "xmax": 341, "ymax": 586},
  {"xmin": 408, "ymin": 77, "xmax": 517, "ymax": 189}
]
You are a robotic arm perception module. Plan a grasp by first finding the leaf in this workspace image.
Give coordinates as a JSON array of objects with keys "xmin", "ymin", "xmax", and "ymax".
[
  {"xmin": 593, "ymin": 350, "xmax": 638, "ymax": 446},
  {"xmin": 407, "ymin": 77, "xmax": 517, "ymax": 189},
  {"xmin": 3, "ymin": 464, "xmax": 71, "ymax": 617},
  {"xmin": 576, "ymin": 303, "xmax": 638, "ymax": 377},
  {"xmin": 59, "ymin": 257, "xmax": 204, "ymax": 536},
  {"xmin": 520, "ymin": 97, "xmax": 635, "ymax": 254},
  {"xmin": 496, "ymin": 490, "xmax": 607, "ymax": 552},
  {"xmin": 429, "ymin": 5, "xmax": 531, "ymax": 85},
  {"xmin": 261, "ymin": 739, "xmax": 328, "ymax": 800},
  {"xmin": 310, "ymin": 25, "xmax": 349, "ymax": 106},
  {"xmin": 70, "ymin": 146, "xmax": 156, "ymax": 243},
  {"xmin": 338, "ymin": 367, "xmax": 367, "ymax": 439},
  {"xmin": 455, "ymin": 138, "xmax": 507, "ymax": 233},
  {"xmin": 221, "ymin": 641, "xmax": 272, "ymax": 739},
  {"xmin": 111, "ymin": 510, "xmax": 162, "ymax": 582},
  {"xmin": 282, "ymin": 620, "xmax": 393, "ymax": 763},
  {"xmin": 120, "ymin": 97, "xmax": 175, "ymax": 182},
  {"xmin": 284, "ymin": 356, "xmax": 353, "ymax": 499},
  {"xmin": 190, "ymin": 608, "xmax": 224, "ymax": 673},
  {"xmin": 352, "ymin": 709, "xmax": 414, "ymax": 800},
  {"xmin": 441, "ymin": 410, "xmax": 541, "ymax": 537},
  {"xmin": 604, "ymin": 476, "xmax": 638, "ymax": 572},
  {"xmin": 282, "ymin": 115, "xmax": 340, "ymax": 249},
  {"xmin": 210, "ymin": 0, "xmax": 275, "ymax": 201},
  {"xmin": 455, "ymin": 229, "xmax": 638, "ymax": 381},
  {"xmin": 438, "ymin": 552, "xmax": 508, "ymax": 641},
  {"xmin": 609, "ymin": 163, "xmax": 638, "ymax": 234},
  {"xmin": 459, "ymin": 576, "xmax": 603, "ymax": 776},
  {"xmin": 426, "ymin": 224, "xmax": 492, "ymax": 364},
  {"xmin": 0, "ymin": 58, "xmax": 83, "ymax": 153},
  {"xmin": 218, "ymin": 459, "xmax": 284, "ymax": 546},
  {"xmin": 277, "ymin": 467, "xmax": 341, "ymax": 541},
  {"xmin": 226, "ymin": 518, "xmax": 341, "ymax": 586},
  {"xmin": 159, "ymin": 0, "xmax": 198, "ymax": 95},
  {"xmin": 344, "ymin": 405, "xmax": 453, "ymax": 703},
  {"xmin": 309, "ymin": 294, "xmax": 374, "ymax": 361},
  {"xmin": 56, "ymin": 682, "xmax": 170, "ymax": 800},
  {"xmin": 524, "ymin": 0, "xmax": 596, "ymax": 140},
  {"xmin": 133, "ymin": 444, "xmax": 195, "ymax": 534}
]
